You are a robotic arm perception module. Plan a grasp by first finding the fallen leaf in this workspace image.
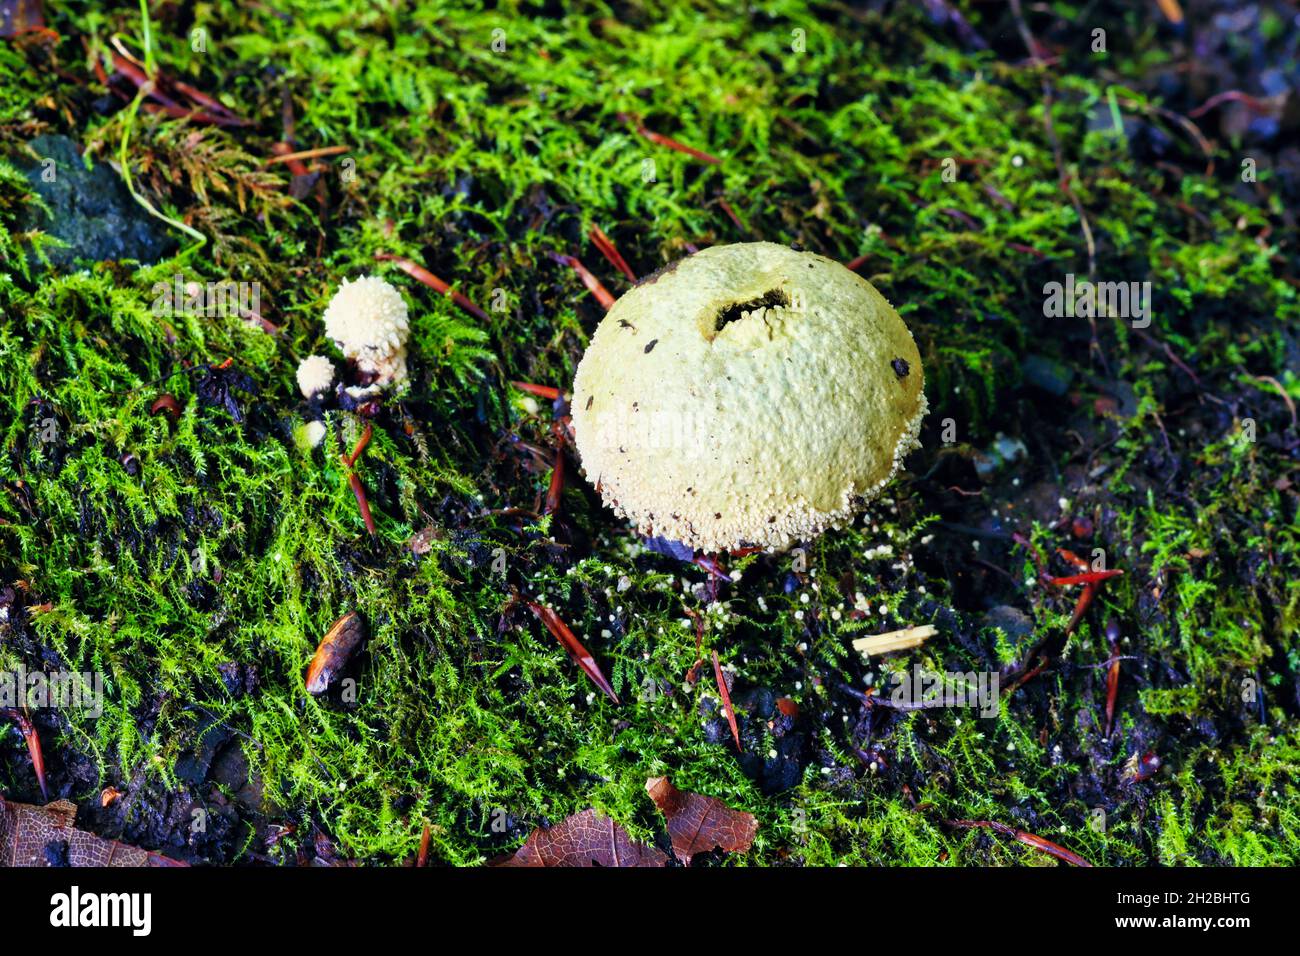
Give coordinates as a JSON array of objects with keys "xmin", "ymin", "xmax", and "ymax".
[
  {"xmin": 646, "ymin": 776, "xmax": 758, "ymax": 865},
  {"xmin": 305, "ymin": 611, "xmax": 366, "ymax": 695},
  {"xmin": 0, "ymin": 794, "xmax": 186, "ymax": 867},
  {"xmin": 490, "ymin": 808, "xmax": 667, "ymax": 867}
]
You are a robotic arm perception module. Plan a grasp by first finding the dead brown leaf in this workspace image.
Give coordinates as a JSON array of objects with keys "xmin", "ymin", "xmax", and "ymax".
[
  {"xmin": 490, "ymin": 808, "xmax": 667, "ymax": 867},
  {"xmin": 0, "ymin": 794, "xmax": 186, "ymax": 867},
  {"xmin": 305, "ymin": 610, "xmax": 366, "ymax": 695},
  {"xmin": 646, "ymin": 776, "xmax": 758, "ymax": 865}
]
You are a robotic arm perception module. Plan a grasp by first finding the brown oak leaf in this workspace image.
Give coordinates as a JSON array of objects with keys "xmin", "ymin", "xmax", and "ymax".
[
  {"xmin": 491, "ymin": 808, "xmax": 667, "ymax": 867},
  {"xmin": 646, "ymin": 776, "xmax": 758, "ymax": 865},
  {"xmin": 0, "ymin": 794, "xmax": 186, "ymax": 867}
]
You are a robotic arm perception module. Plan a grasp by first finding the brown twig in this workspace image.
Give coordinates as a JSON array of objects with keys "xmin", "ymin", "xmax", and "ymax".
[
  {"xmin": 549, "ymin": 253, "xmax": 616, "ymax": 310},
  {"xmin": 416, "ymin": 823, "xmax": 432, "ymax": 867},
  {"xmin": 265, "ymin": 145, "xmax": 350, "ymax": 166},
  {"xmin": 945, "ymin": 819, "xmax": 1093, "ymax": 867},
  {"xmin": 713, "ymin": 651, "xmax": 742, "ymax": 752},
  {"xmin": 588, "ymin": 226, "xmax": 637, "ymax": 282},
  {"xmin": 374, "ymin": 252, "xmax": 489, "ymax": 322},
  {"xmin": 525, "ymin": 601, "xmax": 620, "ymax": 704},
  {"xmin": 621, "ymin": 115, "xmax": 722, "ymax": 165},
  {"xmin": 341, "ymin": 422, "xmax": 376, "ymax": 535},
  {"xmin": 510, "ymin": 381, "xmax": 562, "ymax": 402}
]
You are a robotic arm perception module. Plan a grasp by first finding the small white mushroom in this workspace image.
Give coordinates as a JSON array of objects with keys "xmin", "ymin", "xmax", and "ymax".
[
  {"xmin": 571, "ymin": 242, "xmax": 927, "ymax": 552},
  {"xmin": 322, "ymin": 275, "xmax": 410, "ymax": 389},
  {"xmin": 295, "ymin": 354, "xmax": 336, "ymax": 398}
]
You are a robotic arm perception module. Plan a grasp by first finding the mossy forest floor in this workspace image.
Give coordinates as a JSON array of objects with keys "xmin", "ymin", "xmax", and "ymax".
[{"xmin": 1, "ymin": 0, "xmax": 1298, "ymax": 866}]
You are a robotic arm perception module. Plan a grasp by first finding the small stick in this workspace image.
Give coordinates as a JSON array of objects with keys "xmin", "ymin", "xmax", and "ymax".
[
  {"xmin": 509, "ymin": 381, "xmax": 562, "ymax": 402},
  {"xmin": 1104, "ymin": 627, "xmax": 1121, "ymax": 737},
  {"xmin": 525, "ymin": 601, "xmax": 619, "ymax": 704},
  {"xmin": 852, "ymin": 624, "xmax": 937, "ymax": 657},
  {"xmin": 623, "ymin": 117, "xmax": 722, "ymax": 165},
  {"xmin": 345, "ymin": 472, "xmax": 376, "ymax": 535},
  {"xmin": 543, "ymin": 445, "xmax": 565, "ymax": 516},
  {"xmin": 716, "ymin": 198, "xmax": 748, "ymax": 235},
  {"xmin": 692, "ymin": 554, "xmax": 732, "ymax": 583},
  {"xmin": 1047, "ymin": 569, "xmax": 1123, "ymax": 587},
  {"xmin": 416, "ymin": 823, "xmax": 431, "ymax": 867},
  {"xmin": 713, "ymin": 651, "xmax": 742, "ymax": 752},
  {"xmin": 588, "ymin": 226, "xmax": 637, "ymax": 282},
  {"xmin": 344, "ymin": 422, "xmax": 373, "ymax": 468},
  {"xmin": 265, "ymin": 145, "xmax": 350, "ymax": 165},
  {"xmin": 374, "ymin": 252, "xmax": 489, "ymax": 323},
  {"xmin": 945, "ymin": 819, "xmax": 1093, "ymax": 867},
  {"xmin": 341, "ymin": 422, "xmax": 376, "ymax": 535},
  {"xmin": 549, "ymin": 253, "xmax": 615, "ymax": 310}
]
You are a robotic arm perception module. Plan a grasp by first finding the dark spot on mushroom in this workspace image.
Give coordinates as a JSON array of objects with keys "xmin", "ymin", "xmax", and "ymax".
[
  {"xmin": 585, "ymin": 396, "xmax": 593, "ymax": 410},
  {"xmin": 644, "ymin": 339, "xmax": 658, "ymax": 353},
  {"xmin": 891, "ymin": 357, "xmax": 910, "ymax": 379},
  {"xmin": 619, "ymin": 319, "xmax": 637, "ymax": 330},
  {"xmin": 714, "ymin": 512, "xmax": 722, "ymax": 519},
  {"xmin": 714, "ymin": 288, "xmax": 790, "ymax": 332}
]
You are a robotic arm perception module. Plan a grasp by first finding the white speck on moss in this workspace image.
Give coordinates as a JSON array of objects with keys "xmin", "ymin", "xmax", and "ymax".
[{"xmin": 304, "ymin": 420, "xmax": 326, "ymax": 448}]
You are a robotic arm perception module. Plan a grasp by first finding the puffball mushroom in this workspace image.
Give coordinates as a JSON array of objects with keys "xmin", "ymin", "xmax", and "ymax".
[
  {"xmin": 570, "ymin": 242, "xmax": 927, "ymax": 552},
  {"xmin": 322, "ymin": 275, "xmax": 410, "ymax": 390},
  {"xmin": 296, "ymin": 354, "xmax": 336, "ymax": 398}
]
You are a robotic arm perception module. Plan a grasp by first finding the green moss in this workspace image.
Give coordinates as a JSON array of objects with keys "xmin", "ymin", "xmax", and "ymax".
[{"xmin": 0, "ymin": 0, "xmax": 1296, "ymax": 866}]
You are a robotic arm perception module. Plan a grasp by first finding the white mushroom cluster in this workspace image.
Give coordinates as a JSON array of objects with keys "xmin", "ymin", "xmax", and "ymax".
[
  {"xmin": 295, "ymin": 354, "xmax": 335, "ymax": 398},
  {"xmin": 571, "ymin": 242, "xmax": 927, "ymax": 552},
  {"xmin": 322, "ymin": 275, "xmax": 410, "ymax": 390}
]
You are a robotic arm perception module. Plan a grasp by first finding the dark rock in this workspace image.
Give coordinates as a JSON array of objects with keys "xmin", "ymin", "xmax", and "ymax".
[
  {"xmin": 14, "ymin": 134, "xmax": 177, "ymax": 271},
  {"xmin": 982, "ymin": 605, "xmax": 1034, "ymax": 641}
]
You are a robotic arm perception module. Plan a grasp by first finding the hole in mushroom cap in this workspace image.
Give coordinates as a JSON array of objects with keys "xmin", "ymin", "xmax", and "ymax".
[
  {"xmin": 714, "ymin": 288, "xmax": 791, "ymax": 332},
  {"xmin": 891, "ymin": 357, "xmax": 910, "ymax": 379}
]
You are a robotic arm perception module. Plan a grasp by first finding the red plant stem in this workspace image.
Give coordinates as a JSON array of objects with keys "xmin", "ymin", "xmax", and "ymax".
[
  {"xmin": 543, "ymin": 446, "xmax": 565, "ymax": 516},
  {"xmin": 525, "ymin": 602, "xmax": 619, "ymax": 704},
  {"xmin": 550, "ymin": 253, "xmax": 615, "ymax": 310},
  {"xmin": 3, "ymin": 709, "xmax": 47, "ymax": 801},
  {"xmin": 1105, "ymin": 655, "xmax": 1121, "ymax": 737},
  {"xmin": 588, "ymin": 226, "xmax": 637, "ymax": 282},
  {"xmin": 510, "ymin": 381, "xmax": 562, "ymax": 401},
  {"xmin": 344, "ymin": 422, "xmax": 373, "ymax": 468},
  {"xmin": 713, "ymin": 651, "xmax": 742, "ymax": 752},
  {"xmin": 416, "ymin": 823, "xmax": 431, "ymax": 867},
  {"xmin": 1048, "ymin": 569, "xmax": 1123, "ymax": 587},
  {"xmin": 629, "ymin": 120, "xmax": 722, "ymax": 165},
  {"xmin": 844, "ymin": 254, "xmax": 870, "ymax": 272},
  {"xmin": 947, "ymin": 820, "xmax": 1093, "ymax": 867},
  {"xmin": 265, "ymin": 145, "xmax": 350, "ymax": 166},
  {"xmin": 374, "ymin": 252, "xmax": 489, "ymax": 322},
  {"xmin": 716, "ymin": 198, "xmax": 748, "ymax": 234},
  {"xmin": 1056, "ymin": 547, "xmax": 1090, "ymax": 571},
  {"xmin": 345, "ymin": 471, "xmax": 376, "ymax": 536},
  {"xmin": 692, "ymin": 554, "xmax": 732, "ymax": 583},
  {"xmin": 1188, "ymin": 90, "xmax": 1272, "ymax": 119}
]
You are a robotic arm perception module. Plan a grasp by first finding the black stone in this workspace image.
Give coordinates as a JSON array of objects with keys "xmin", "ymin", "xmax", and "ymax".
[{"xmin": 15, "ymin": 134, "xmax": 177, "ymax": 271}]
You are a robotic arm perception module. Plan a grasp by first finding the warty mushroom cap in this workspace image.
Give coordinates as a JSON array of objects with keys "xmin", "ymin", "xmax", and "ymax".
[
  {"xmin": 322, "ymin": 275, "xmax": 410, "ymax": 389},
  {"xmin": 295, "ymin": 354, "xmax": 336, "ymax": 398},
  {"xmin": 570, "ymin": 241, "xmax": 927, "ymax": 552}
]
